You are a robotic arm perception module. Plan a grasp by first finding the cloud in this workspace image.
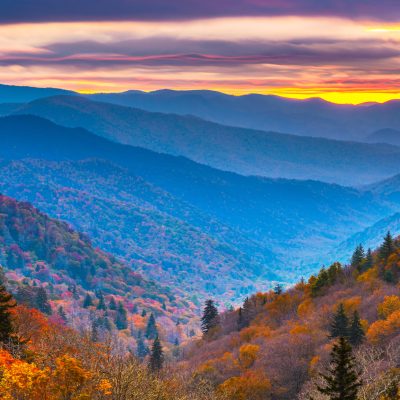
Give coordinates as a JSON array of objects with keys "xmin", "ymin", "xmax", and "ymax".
[{"xmin": 0, "ymin": 0, "xmax": 399, "ymax": 23}]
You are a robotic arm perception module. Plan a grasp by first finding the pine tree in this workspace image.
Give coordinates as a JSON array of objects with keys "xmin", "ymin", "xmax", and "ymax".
[
  {"xmin": 330, "ymin": 303, "xmax": 349, "ymax": 339},
  {"xmin": 145, "ymin": 313, "xmax": 158, "ymax": 339},
  {"xmin": 83, "ymin": 293, "xmax": 93, "ymax": 308},
  {"xmin": 36, "ymin": 287, "xmax": 52, "ymax": 315},
  {"xmin": 96, "ymin": 292, "xmax": 107, "ymax": 311},
  {"xmin": 349, "ymin": 311, "xmax": 365, "ymax": 346},
  {"xmin": 201, "ymin": 299, "xmax": 219, "ymax": 335},
  {"xmin": 379, "ymin": 231, "xmax": 394, "ymax": 261},
  {"xmin": 237, "ymin": 307, "xmax": 244, "ymax": 331},
  {"xmin": 115, "ymin": 302, "xmax": 128, "ymax": 330},
  {"xmin": 136, "ymin": 332, "xmax": 149, "ymax": 360},
  {"xmin": 351, "ymin": 244, "xmax": 365, "ymax": 271},
  {"xmin": 108, "ymin": 296, "xmax": 117, "ymax": 310},
  {"xmin": 363, "ymin": 248, "xmax": 373, "ymax": 272},
  {"xmin": 317, "ymin": 337, "xmax": 361, "ymax": 400},
  {"xmin": 148, "ymin": 336, "xmax": 164, "ymax": 372},
  {"xmin": 273, "ymin": 284, "xmax": 283, "ymax": 295},
  {"xmin": 141, "ymin": 309, "xmax": 147, "ymax": 317},
  {"xmin": 0, "ymin": 268, "xmax": 16, "ymax": 343}
]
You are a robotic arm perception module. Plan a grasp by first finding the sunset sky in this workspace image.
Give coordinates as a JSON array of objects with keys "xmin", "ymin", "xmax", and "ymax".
[{"xmin": 1, "ymin": 0, "xmax": 400, "ymax": 104}]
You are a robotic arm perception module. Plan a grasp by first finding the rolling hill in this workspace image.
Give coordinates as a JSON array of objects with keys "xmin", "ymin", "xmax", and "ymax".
[{"xmin": 9, "ymin": 96, "xmax": 400, "ymax": 185}]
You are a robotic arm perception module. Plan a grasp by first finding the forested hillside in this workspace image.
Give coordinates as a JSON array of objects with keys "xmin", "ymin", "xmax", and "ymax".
[
  {"xmin": 0, "ymin": 194, "xmax": 198, "ymax": 350},
  {"xmin": 182, "ymin": 234, "xmax": 400, "ymax": 399}
]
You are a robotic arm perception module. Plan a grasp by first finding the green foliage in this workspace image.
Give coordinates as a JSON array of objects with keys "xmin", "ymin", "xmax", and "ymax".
[
  {"xmin": 349, "ymin": 311, "xmax": 365, "ymax": 347},
  {"xmin": 317, "ymin": 337, "xmax": 361, "ymax": 400},
  {"xmin": 350, "ymin": 244, "xmax": 365, "ymax": 271},
  {"xmin": 379, "ymin": 231, "xmax": 394, "ymax": 261},
  {"xmin": 330, "ymin": 304, "xmax": 349, "ymax": 339},
  {"xmin": 201, "ymin": 299, "xmax": 219, "ymax": 335}
]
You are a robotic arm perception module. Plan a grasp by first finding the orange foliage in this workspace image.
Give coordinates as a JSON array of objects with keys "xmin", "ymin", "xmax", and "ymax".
[
  {"xmin": 239, "ymin": 325, "xmax": 272, "ymax": 343},
  {"xmin": 367, "ymin": 310, "xmax": 400, "ymax": 343},
  {"xmin": 377, "ymin": 295, "xmax": 400, "ymax": 319},
  {"xmin": 238, "ymin": 344, "xmax": 259, "ymax": 369}
]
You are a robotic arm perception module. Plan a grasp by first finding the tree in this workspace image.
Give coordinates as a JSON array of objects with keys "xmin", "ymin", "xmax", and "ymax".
[
  {"xmin": 201, "ymin": 299, "xmax": 219, "ymax": 335},
  {"xmin": 351, "ymin": 244, "xmax": 365, "ymax": 271},
  {"xmin": 363, "ymin": 248, "xmax": 373, "ymax": 272},
  {"xmin": 82, "ymin": 293, "xmax": 93, "ymax": 308},
  {"xmin": 0, "ymin": 268, "xmax": 16, "ymax": 343},
  {"xmin": 330, "ymin": 303, "xmax": 349, "ymax": 339},
  {"xmin": 96, "ymin": 292, "xmax": 107, "ymax": 311},
  {"xmin": 379, "ymin": 231, "xmax": 394, "ymax": 261},
  {"xmin": 348, "ymin": 311, "xmax": 365, "ymax": 346},
  {"xmin": 108, "ymin": 296, "xmax": 117, "ymax": 310},
  {"xmin": 273, "ymin": 284, "xmax": 283, "ymax": 295},
  {"xmin": 148, "ymin": 336, "xmax": 164, "ymax": 372},
  {"xmin": 317, "ymin": 337, "xmax": 361, "ymax": 400},
  {"xmin": 115, "ymin": 302, "xmax": 128, "ymax": 330},
  {"xmin": 57, "ymin": 306, "xmax": 67, "ymax": 322},
  {"xmin": 35, "ymin": 287, "xmax": 52, "ymax": 315},
  {"xmin": 145, "ymin": 313, "xmax": 158, "ymax": 339}
]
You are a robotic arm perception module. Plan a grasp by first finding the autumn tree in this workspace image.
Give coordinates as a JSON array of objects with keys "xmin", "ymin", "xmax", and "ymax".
[
  {"xmin": 317, "ymin": 337, "xmax": 361, "ymax": 400},
  {"xmin": 201, "ymin": 299, "xmax": 219, "ymax": 335},
  {"xmin": 349, "ymin": 311, "xmax": 365, "ymax": 346},
  {"xmin": 0, "ymin": 269, "xmax": 16, "ymax": 344},
  {"xmin": 145, "ymin": 313, "xmax": 158, "ymax": 339},
  {"xmin": 330, "ymin": 303, "xmax": 349, "ymax": 339},
  {"xmin": 148, "ymin": 336, "xmax": 164, "ymax": 373},
  {"xmin": 35, "ymin": 287, "xmax": 52, "ymax": 315}
]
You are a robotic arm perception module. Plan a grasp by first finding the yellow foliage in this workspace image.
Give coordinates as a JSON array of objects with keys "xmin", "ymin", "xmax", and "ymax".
[
  {"xmin": 289, "ymin": 323, "xmax": 312, "ymax": 336},
  {"xmin": 239, "ymin": 325, "xmax": 272, "ymax": 343},
  {"xmin": 218, "ymin": 370, "xmax": 271, "ymax": 400},
  {"xmin": 297, "ymin": 299, "xmax": 315, "ymax": 318},
  {"xmin": 367, "ymin": 310, "xmax": 400, "ymax": 343},
  {"xmin": 377, "ymin": 295, "xmax": 400, "ymax": 319},
  {"xmin": 342, "ymin": 297, "xmax": 362, "ymax": 314},
  {"xmin": 238, "ymin": 344, "xmax": 259, "ymax": 369}
]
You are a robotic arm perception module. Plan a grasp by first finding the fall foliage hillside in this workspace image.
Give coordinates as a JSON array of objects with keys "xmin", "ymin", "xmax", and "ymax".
[{"xmin": 182, "ymin": 236, "xmax": 400, "ymax": 399}]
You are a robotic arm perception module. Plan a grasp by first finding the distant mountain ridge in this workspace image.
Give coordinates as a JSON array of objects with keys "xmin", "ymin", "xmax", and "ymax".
[{"xmin": 9, "ymin": 96, "xmax": 400, "ymax": 185}]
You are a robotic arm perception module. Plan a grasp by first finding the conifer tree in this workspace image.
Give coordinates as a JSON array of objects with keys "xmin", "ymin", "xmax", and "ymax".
[
  {"xmin": 273, "ymin": 284, "xmax": 283, "ymax": 295},
  {"xmin": 145, "ymin": 313, "xmax": 158, "ymax": 339},
  {"xmin": 115, "ymin": 302, "xmax": 128, "ymax": 330},
  {"xmin": 351, "ymin": 244, "xmax": 365, "ymax": 271},
  {"xmin": 379, "ymin": 231, "xmax": 394, "ymax": 261},
  {"xmin": 148, "ymin": 336, "xmax": 164, "ymax": 372},
  {"xmin": 108, "ymin": 296, "xmax": 117, "ymax": 310},
  {"xmin": 237, "ymin": 306, "xmax": 244, "ymax": 331},
  {"xmin": 201, "ymin": 299, "xmax": 219, "ymax": 335},
  {"xmin": 240, "ymin": 296, "xmax": 255, "ymax": 328},
  {"xmin": 349, "ymin": 311, "xmax": 365, "ymax": 346},
  {"xmin": 363, "ymin": 248, "xmax": 373, "ymax": 272},
  {"xmin": 83, "ymin": 293, "xmax": 93, "ymax": 308},
  {"xmin": 0, "ymin": 268, "xmax": 16, "ymax": 344},
  {"xmin": 330, "ymin": 303, "xmax": 349, "ymax": 339},
  {"xmin": 141, "ymin": 309, "xmax": 147, "ymax": 317},
  {"xmin": 96, "ymin": 292, "xmax": 107, "ymax": 311},
  {"xmin": 317, "ymin": 337, "xmax": 361, "ymax": 400},
  {"xmin": 36, "ymin": 287, "xmax": 52, "ymax": 315}
]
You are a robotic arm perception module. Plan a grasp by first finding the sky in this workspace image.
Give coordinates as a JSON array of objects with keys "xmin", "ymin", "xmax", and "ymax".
[{"xmin": 1, "ymin": 0, "xmax": 400, "ymax": 104}]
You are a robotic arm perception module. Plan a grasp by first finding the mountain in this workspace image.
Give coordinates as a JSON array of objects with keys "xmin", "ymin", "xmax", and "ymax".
[
  {"xmin": 0, "ymin": 114, "xmax": 396, "ymax": 287},
  {"xmin": 10, "ymin": 96, "xmax": 400, "ymax": 185},
  {"xmin": 0, "ymin": 83, "xmax": 74, "ymax": 103},
  {"xmin": 87, "ymin": 89, "xmax": 400, "ymax": 141},
  {"xmin": 365, "ymin": 172, "xmax": 400, "ymax": 202},
  {"xmin": 366, "ymin": 128, "xmax": 400, "ymax": 146}
]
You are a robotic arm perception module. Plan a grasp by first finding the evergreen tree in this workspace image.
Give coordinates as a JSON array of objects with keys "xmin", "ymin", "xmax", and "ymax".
[
  {"xmin": 0, "ymin": 268, "xmax": 16, "ymax": 343},
  {"xmin": 349, "ymin": 311, "xmax": 365, "ymax": 346},
  {"xmin": 96, "ymin": 292, "xmax": 107, "ymax": 311},
  {"xmin": 273, "ymin": 284, "xmax": 283, "ymax": 295},
  {"xmin": 70, "ymin": 284, "xmax": 80, "ymax": 300},
  {"xmin": 317, "ymin": 337, "xmax": 361, "ymax": 400},
  {"xmin": 351, "ymin": 244, "xmax": 365, "ymax": 271},
  {"xmin": 330, "ymin": 303, "xmax": 349, "ymax": 339},
  {"xmin": 36, "ymin": 287, "xmax": 52, "ymax": 315},
  {"xmin": 115, "ymin": 302, "xmax": 128, "ymax": 330},
  {"xmin": 237, "ymin": 307, "xmax": 244, "ymax": 331},
  {"xmin": 108, "ymin": 296, "xmax": 117, "ymax": 310},
  {"xmin": 82, "ymin": 293, "xmax": 93, "ymax": 308},
  {"xmin": 57, "ymin": 306, "xmax": 67, "ymax": 322},
  {"xmin": 136, "ymin": 332, "xmax": 149, "ymax": 360},
  {"xmin": 91, "ymin": 319, "xmax": 99, "ymax": 342},
  {"xmin": 363, "ymin": 248, "xmax": 373, "ymax": 272},
  {"xmin": 141, "ymin": 309, "xmax": 147, "ymax": 317},
  {"xmin": 145, "ymin": 313, "xmax": 158, "ymax": 339},
  {"xmin": 379, "ymin": 231, "xmax": 394, "ymax": 261},
  {"xmin": 200, "ymin": 299, "xmax": 219, "ymax": 335},
  {"xmin": 148, "ymin": 336, "xmax": 164, "ymax": 372},
  {"xmin": 162, "ymin": 302, "xmax": 167, "ymax": 311}
]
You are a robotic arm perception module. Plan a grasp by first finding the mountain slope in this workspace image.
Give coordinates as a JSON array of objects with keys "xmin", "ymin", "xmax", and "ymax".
[
  {"xmin": 366, "ymin": 128, "xmax": 400, "ymax": 146},
  {"xmin": 0, "ymin": 83, "xmax": 73, "ymax": 103},
  {"xmin": 88, "ymin": 89, "xmax": 400, "ymax": 141},
  {"xmin": 0, "ymin": 114, "xmax": 396, "ymax": 282},
  {"xmin": 10, "ymin": 96, "xmax": 400, "ymax": 185}
]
